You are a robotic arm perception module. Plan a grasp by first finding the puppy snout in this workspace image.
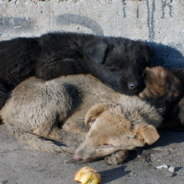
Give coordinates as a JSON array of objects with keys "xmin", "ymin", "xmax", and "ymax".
[
  {"xmin": 128, "ymin": 82, "xmax": 139, "ymax": 90},
  {"xmin": 73, "ymin": 154, "xmax": 83, "ymax": 162},
  {"xmin": 157, "ymin": 107, "xmax": 166, "ymax": 114}
]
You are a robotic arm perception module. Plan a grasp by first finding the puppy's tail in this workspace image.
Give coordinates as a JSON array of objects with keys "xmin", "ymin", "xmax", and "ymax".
[{"xmin": 7, "ymin": 123, "xmax": 76, "ymax": 154}]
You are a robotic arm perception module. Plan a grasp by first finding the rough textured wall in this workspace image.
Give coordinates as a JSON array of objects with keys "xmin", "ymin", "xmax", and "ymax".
[{"xmin": 0, "ymin": 0, "xmax": 184, "ymax": 67}]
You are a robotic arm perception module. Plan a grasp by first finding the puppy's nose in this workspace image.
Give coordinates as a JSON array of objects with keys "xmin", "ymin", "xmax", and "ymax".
[
  {"xmin": 157, "ymin": 108, "xmax": 166, "ymax": 114},
  {"xmin": 73, "ymin": 154, "xmax": 83, "ymax": 162},
  {"xmin": 128, "ymin": 82, "xmax": 139, "ymax": 90}
]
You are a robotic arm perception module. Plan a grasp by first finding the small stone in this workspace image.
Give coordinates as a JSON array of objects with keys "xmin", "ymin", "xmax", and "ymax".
[
  {"xmin": 129, "ymin": 172, "xmax": 135, "ymax": 175},
  {"xmin": 156, "ymin": 164, "xmax": 168, "ymax": 169},
  {"xmin": 168, "ymin": 166, "xmax": 175, "ymax": 173}
]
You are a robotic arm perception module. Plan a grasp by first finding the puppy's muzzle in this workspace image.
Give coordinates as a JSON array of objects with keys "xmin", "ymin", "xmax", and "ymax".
[
  {"xmin": 128, "ymin": 82, "xmax": 139, "ymax": 90},
  {"xmin": 157, "ymin": 107, "xmax": 166, "ymax": 115}
]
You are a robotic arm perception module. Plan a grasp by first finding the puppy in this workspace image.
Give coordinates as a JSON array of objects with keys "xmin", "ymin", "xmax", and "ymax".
[
  {"xmin": 163, "ymin": 68, "xmax": 184, "ymax": 129},
  {"xmin": 74, "ymin": 102, "xmax": 160, "ymax": 164},
  {"xmin": 0, "ymin": 32, "xmax": 152, "ymax": 109},
  {"xmin": 0, "ymin": 74, "xmax": 161, "ymax": 165},
  {"xmin": 139, "ymin": 66, "xmax": 183, "ymax": 129}
]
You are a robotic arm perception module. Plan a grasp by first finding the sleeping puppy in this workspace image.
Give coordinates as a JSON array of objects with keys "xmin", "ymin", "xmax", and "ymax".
[
  {"xmin": 139, "ymin": 66, "xmax": 183, "ymax": 129},
  {"xmin": 0, "ymin": 32, "xmax": 152, "ymax": 109},
  {"xmin": 76, "ymin": 66, "xmax": 184, "ymax": 164},
  {"xmin": 0, "ymin": 74, "xmax": 161, "ymax": 165},
  {"xmin": 73, "ymin": 102, "xmax": 161, "ymax": 164}
]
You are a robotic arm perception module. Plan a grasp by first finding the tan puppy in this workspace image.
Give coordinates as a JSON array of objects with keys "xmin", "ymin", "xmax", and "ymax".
[
  {"xmin": 75, "ymin": 65, "xmax": 184, "ymax": 163},
  {"xmin": 0, "ymin": 74, "xmax": 162, "ymax": 164},
  {"xmin": 74, "ymin": 102, "xmax": 160, "ymax": 164}
]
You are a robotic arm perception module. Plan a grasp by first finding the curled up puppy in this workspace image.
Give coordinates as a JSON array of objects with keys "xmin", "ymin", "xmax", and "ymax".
[
  {"xmin": 74, "ymin": 66, "xmax": 184, "ymax": 164},
  {"xmin": 139, "ymin": 66, "xmax": 183, "ymax": 129},
  {"xmin": 0, "ymin": 74, "xmax": 162, "ymax": 165}
]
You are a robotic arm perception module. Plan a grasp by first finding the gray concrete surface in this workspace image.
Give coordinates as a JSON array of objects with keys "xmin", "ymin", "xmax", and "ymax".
[
  {"xmin": 0, "ymin": 0, "xmax": 184, "ymax": 184},
  {"xmin": 1, "ymin": 124, "xmax": 184, "ymax": 184}
]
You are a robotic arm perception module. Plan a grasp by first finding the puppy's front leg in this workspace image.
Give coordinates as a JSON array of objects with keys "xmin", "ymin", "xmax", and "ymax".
[
  {"xmin": 63, "ymin": 109, "xmax": 90, "ymax": 134},
  {"xmin": 104, "ymin": 150, "xmax": 129, "ymax": 165},
  {"xmin": 47, "ymin": 127, "xmax": 85, "ymax": 144}
]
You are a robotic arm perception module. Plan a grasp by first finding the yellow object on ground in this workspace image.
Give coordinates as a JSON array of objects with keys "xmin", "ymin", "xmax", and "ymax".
[{"xmin": 74, "ymin": 166, "xmax": 101, "ymax": 184}]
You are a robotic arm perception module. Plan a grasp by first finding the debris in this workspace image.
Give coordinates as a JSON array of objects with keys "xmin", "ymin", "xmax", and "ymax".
[
  {"xmin": 168, "ymin": 166, "xmax": 175, "ymax": 173},
  {"xmin": 74, "ymin": 167, "xmax": 101, "ymax": 184},
  {"xmin": 156, "ymin": 164, "xmax": 168, "ymax": 169}
]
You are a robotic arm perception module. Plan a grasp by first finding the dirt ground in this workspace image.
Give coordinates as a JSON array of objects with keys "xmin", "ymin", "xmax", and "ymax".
[{"xmin": 0, "ymin": 123, "xmax": 184, "ymax": 184}]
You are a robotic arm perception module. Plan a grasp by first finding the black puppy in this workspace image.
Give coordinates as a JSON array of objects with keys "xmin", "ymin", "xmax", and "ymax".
[{"xmin": 0, "ymin": 32, "xmax": 152, "ymax": 109}]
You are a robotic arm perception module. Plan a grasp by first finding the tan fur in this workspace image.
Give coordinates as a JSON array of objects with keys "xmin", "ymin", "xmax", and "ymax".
[
  {"xmin": 74, "ymin": 103, "xmax": 160, "ymax": 163},
  {"xmin": 0, "ymin": 74, "xmax": 162, "ymax": 164}
]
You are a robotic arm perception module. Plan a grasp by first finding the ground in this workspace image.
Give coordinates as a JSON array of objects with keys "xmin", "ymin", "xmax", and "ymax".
[{"xmin": 0, "ymin": 124, "xmax": 184, "ymax": 184}]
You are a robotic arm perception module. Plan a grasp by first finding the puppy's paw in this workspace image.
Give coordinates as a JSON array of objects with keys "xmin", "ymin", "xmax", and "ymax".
[{"xmin": 104, "ymin": 150, "xmax": 129, "ymax": 165}]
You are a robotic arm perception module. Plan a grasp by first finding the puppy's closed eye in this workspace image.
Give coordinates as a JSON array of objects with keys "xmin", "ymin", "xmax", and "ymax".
[
  {"xmin": 110, "ymin": 64, "xmax": 120, "ymax": 70},
  {"xmin": 102, "ymin": 143, "xmax": 113, "ymax": 148}
]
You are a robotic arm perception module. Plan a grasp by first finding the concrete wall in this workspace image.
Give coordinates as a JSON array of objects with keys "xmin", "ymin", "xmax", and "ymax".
[{"xmin": 0, "ymin": 0, "xmax": 184, "ymax": 67}]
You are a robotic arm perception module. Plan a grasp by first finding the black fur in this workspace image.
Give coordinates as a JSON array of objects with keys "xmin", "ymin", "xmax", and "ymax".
[{"xmin": 0, "ymin": 32, "xmax": 153, "ymax": 109}]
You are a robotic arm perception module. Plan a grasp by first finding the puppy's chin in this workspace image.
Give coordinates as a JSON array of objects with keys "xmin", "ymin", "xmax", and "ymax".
[
  {"xmin": 114, "ymin": 87, "xmax": 141, "ymax": 96},
  {"xmin": 74, "ymin": 157, "xmax": 102, "ymax": 163}
]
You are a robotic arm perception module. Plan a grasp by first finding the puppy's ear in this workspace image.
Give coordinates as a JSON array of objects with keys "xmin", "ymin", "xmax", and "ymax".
[
  {"xmin": 169, "ymin": 68, "xmax": 184, "ymax": 86},
  {"xmin": 142, "ymin": 67, "xmax": 154, "ymax": 80},
  {"xmin": 135, "ymin": 125, "xmax": 160, "ymax": 145},
  {"xmin": 85, "ymin": 103, "xmax": 115, "ymax": 126},
  {"xmin": 142, "ymin": 67, "xmax": 150, "ymax": 78},
  {"xmin": 83, "ymin": 40, "xmax": 108, "ymax": 64},
  {"xmin": 141, "ymin": 45, "xmax": 154, "ymax": 62}
]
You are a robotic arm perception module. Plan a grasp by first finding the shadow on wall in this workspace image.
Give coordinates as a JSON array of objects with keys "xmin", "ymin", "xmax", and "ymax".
[
  {"xmin": 0, "ymin": 16, "xmax": 32, "ymax": 34},
  {"xmin": 146, "ymin": 42, "xmax": 184, "ymax": 68},
  {"xmin": 56, "ymin": 14, "xmax": 104, "ymax": 36}
]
